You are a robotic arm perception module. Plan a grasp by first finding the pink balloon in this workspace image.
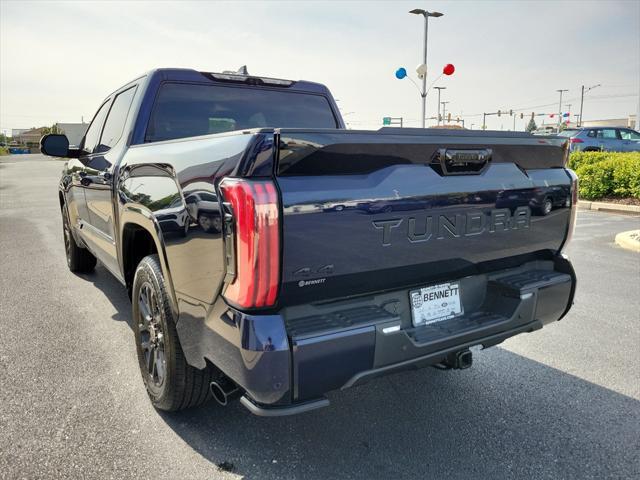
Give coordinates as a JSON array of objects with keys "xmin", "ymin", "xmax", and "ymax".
[{"xmin": 443, "ymin": 64, "xmax": 455, "ymax": 76}]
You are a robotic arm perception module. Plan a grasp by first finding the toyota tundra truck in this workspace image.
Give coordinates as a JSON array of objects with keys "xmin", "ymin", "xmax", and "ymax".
[{"xmin": 41, "ymin": 68, "xmax": 577, "ymax": 416}]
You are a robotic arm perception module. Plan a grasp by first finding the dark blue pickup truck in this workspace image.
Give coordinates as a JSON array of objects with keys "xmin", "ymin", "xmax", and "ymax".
[{"xmin": 41, "ymin": 68, "xmax": 577, "ymax": 416}]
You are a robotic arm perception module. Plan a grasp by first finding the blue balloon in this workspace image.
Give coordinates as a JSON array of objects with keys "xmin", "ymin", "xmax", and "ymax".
[{"xmin": 395, "ymin": 67, "xmax": 407, "ymax": 79}]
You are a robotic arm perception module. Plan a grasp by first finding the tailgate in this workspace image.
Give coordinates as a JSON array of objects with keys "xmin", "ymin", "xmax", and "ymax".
[{"xmin": 274, "ymin": 129, "xmax": 573, "ymax": 306}]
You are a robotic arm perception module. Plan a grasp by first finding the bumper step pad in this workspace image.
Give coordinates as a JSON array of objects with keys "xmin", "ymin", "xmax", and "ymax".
[
  {"xmin": 407, "ymin": 311, "xmax": 507, "ymax": 344},
  {"xmin": 489, "ymin": 270, "xmax": 572, "ymax": 296}
]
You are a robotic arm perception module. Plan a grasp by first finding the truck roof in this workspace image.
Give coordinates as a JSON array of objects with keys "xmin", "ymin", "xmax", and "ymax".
[{"xmin": 144, "ymin": 68, "xmax": 332, "ymax": 95}]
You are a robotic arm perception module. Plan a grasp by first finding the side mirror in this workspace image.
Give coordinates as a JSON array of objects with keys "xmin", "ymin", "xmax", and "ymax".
[{"xmin": 40, "ymin": 134, "xmax": 75, "ymax": 158}]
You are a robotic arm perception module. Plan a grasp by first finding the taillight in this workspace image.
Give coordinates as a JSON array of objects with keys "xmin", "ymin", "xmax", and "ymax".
[
  {"xmin": 219, "ymin": 178, "xmax": 280, "ymax": 309},
  {"xmin": 562, "ymin": 169, "xmax": 579, "ymax": 251},
  {"xmin": 570, "ymin": 138, "xmax": 583, "ymax": 144}
]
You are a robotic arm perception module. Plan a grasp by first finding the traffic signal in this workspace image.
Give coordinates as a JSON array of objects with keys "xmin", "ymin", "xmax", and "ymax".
[
  {"xmin": 520, "ymin": 113, "xmax": 524, "ymax": 119},
  {"xmin": 509, "ymin": 109, "xmax": 513, "ymax": 116},
  {"xmin": 447, "ymin": 113, "xmax": 451, "ymax": 122},
  {"xmin": 531, "ymin": 112, "xmax": 535, "ymax": 120},
  {"xmin": 497, "ymin": 110, "xmax": 501, "ymax": 117}
]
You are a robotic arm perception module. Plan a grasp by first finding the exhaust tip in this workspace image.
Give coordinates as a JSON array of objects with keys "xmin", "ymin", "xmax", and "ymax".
[
  {"xmin": 457, "ymin": 350, "xmax": 473, "ymax": 369},
  {"xmin": 210, "ymin": 379, "xmax": 240, "ymax": 406}
]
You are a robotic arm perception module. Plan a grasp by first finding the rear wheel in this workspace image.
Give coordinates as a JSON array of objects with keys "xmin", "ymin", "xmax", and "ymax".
[
  {"xmin": 132, "ymin": 254, "xmax": 215, "ymax": 411},
  {"xmin": 62, "ymin": 205, "xmax": 96, "ymax": 272}
]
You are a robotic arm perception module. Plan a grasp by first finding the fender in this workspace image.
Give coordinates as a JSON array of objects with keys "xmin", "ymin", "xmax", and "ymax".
[{"xmin": 119, "ymin": 206, "xmax": 180, "ymax": 320}]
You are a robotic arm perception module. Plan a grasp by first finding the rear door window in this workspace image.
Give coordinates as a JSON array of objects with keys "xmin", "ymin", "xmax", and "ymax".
[{"xmin": 596, "ymin": 129, "xmax": 619, "ymax": 139}]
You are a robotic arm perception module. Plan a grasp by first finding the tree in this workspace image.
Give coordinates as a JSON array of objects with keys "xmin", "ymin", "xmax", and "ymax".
[
  {"xmin": 41, "ymin": 124, "xmax": 62, "ymax": 135},
  {"xmin": 526, "ymin": 118, "xmax": 537, "ymax": 133}
]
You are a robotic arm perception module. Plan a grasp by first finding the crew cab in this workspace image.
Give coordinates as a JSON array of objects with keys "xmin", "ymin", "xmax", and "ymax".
[{"xmin": 41, "ymin": 68, "xmax": 577, "ymax": 416}]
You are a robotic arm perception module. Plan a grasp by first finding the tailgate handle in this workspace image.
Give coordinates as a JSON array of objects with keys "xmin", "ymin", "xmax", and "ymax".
[{"xmin": 436, "ymin": 148, "xmax": 492, "ymax": 175}]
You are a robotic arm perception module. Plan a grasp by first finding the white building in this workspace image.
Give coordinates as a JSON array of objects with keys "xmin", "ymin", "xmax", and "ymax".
[{"xmin": 57, "ymin": 123, "xmax": 88, "ymax": 146}]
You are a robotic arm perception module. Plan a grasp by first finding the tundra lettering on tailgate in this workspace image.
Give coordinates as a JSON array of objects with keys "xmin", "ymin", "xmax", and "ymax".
[{"xmin": 373, "ymin": 206, "xmax": 531, "ymax": 246}]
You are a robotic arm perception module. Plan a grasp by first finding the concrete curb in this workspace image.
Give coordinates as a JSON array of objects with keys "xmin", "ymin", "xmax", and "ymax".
[
  {"xmin": 615, "ymin": 230, "xmax": 640, "ymax": 253},
  {"xmin": 578, "ymin": 201, "xmax": 640, "ymax": 215}
]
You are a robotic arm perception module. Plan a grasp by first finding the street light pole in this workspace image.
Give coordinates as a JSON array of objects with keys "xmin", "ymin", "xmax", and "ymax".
[
  {"xmin": 433, "ymin": 87, "xmax": 446, "ymax": 125},
  {"xmin": 578, "ymin": 84, "xmax": 601, "ymax": 127},
  {"xmin": 556, "ymin": 89, "xmax": 568, "ymax": 131},
  {"xmin": 410, "ymin": 9, "xmax": 443, "ymax": 128}
]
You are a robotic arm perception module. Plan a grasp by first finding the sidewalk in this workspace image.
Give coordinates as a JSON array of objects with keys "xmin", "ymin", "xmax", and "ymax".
[{"xmin": 578, "ymin": 200, "xmax": 640, "ymax": 215}]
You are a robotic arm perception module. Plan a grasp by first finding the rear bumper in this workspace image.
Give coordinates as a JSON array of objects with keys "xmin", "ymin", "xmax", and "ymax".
[{"xmin": 182, "ymin": 255, "xmax": 576, "ymax": 416}]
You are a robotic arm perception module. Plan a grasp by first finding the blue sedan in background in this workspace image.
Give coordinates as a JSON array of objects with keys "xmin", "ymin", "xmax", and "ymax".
[{"xmin": 558, "ymin": 127, "xmax": 640, "ymax": 152}]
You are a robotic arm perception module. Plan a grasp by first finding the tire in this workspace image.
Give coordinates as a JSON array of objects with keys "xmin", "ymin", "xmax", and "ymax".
[
  {"xmin": 534, "ymin": 197, "xmax": 553, "ymax": 216},
  {"xmin": 132, "ymin": 254, "xmax": 215, "ymax": 411},
  {"xmin": 62, "ymin": 205, "xmax": 96, "ymax": 273}
]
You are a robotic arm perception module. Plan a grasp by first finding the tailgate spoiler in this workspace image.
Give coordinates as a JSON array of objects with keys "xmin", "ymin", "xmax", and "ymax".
[{"xmin": 275, "ymin": 128, "xmax": 569, "ymax": 176}]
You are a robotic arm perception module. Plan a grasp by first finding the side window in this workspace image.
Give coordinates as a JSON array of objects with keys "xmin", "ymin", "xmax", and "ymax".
[
  {"xmin": 96, "ymin": 86, "xmax": 137, "ymax": 153},
  {"xmin": 619, "ymin": 129, "xmax": 640, "ymax": 140},
  {"xmin": 596, "ymin": 129, "xmax": 618, "ymax": 139},
  {"xmin": 81, "ymin": 100, "xmax": 112, "ymax": 154},
  {"xmin": 586, "ymin": 130, "xmax": 597, "ymax": 138}
]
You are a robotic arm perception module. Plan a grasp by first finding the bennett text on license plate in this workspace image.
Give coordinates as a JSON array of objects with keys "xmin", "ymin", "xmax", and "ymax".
[{"xmin": 410, "ymin": 282, "xmax": 463, "ymax": 327}]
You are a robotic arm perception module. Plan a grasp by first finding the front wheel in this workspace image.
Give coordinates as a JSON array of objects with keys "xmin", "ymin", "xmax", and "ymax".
[
  {"xmin": 62, "ymin": 205, "xmax": 96, "ymax": 273},
  {"xmin": 132, "ymin": 254, "xmax": 215, "ymax": 411}
]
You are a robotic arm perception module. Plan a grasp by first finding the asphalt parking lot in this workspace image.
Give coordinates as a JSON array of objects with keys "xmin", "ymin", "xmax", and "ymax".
[{"xmin": 1, "ymin": 154, "xmax": 639, "ymax": 480}]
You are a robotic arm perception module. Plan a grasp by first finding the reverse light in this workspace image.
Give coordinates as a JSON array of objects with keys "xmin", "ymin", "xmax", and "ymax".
[
  {"xmin": 570, "ymin": 138, "xmax": 584, "ymax": 144},
  {"xmin": 219, "ymin": 178, "xmax": 280, "ymax": 309}
]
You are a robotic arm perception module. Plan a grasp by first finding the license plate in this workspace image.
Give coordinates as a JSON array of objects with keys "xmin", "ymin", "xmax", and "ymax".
[{"xmin": 410, "ymin": 282, "xmax": 463, "ymax": 327}]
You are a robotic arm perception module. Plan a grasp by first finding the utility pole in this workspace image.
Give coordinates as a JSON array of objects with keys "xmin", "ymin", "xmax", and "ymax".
[
  {"xmin": 556, "ymin": 89, "xmax": 568, "ymax": 131},
  {"xmin": 409, "ymin": 9, "xmax": 444, "ymax": 128},
  {"xmin": 566, "ymin": 104, "xmax": 572, "ymax": 126},
  {"xmin": 578, "ymin": 84, "xmax": 601, "ymax": 127},
  {"xmin": 433, "ymin": 87, "xmax": 446, "ymax": 125},
  {"xmin": 441, "ymin": 101, "xmax": 450, "ymax": 124},
  {"xmin": 483, "ymin": 113, "xmax": 487, "ymax": 130}
]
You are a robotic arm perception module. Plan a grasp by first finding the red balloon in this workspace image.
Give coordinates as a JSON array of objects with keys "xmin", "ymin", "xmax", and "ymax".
[{"xmin": 443, "ymin": 64, "xmax": 455, "ymax": 76}]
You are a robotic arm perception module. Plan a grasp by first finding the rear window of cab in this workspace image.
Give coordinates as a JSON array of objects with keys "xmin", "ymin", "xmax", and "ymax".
[{"xmin": 145, "ymin": 83, "xmax": 337, "ymax": 143}]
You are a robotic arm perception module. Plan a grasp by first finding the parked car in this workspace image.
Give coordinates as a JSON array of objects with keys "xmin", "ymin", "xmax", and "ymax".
[
  {"xmin": 41, "ymin": 68, "xmax": 577, "ymax": 416},
  {"xmin": 558, "ymin": 127, "xmax": 640, "ymax": 152},
  {"xmin": 185, "ymin": 191, "xmax": 222, "ymax": 233}
]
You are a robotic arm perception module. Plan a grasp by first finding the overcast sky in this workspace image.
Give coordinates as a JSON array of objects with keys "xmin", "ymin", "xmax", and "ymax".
[{"xmin": 1, "ymin": 0, "xmax": 639, "ymax": 133}]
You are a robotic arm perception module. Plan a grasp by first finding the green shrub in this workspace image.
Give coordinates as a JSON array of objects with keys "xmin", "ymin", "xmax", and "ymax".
[
  {"xmin": 0, "ymin": 147, "xmax": 9, "ymax": 156},
  {"xmin": 568, "ymin": 151, "xmax": 611, "ymax": 170},
  {"xmin": 571, "ymin": 152, "xmax": 640, "ymax": 200},
  {"xmin": 612, "ymin": 157, "xmax": 640, "ymax": 198}
]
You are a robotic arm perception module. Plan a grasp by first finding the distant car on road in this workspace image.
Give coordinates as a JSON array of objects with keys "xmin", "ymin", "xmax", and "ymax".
[{"xmin": 557, "ymin": 127, "xmax": 640, "ymax": 152}]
